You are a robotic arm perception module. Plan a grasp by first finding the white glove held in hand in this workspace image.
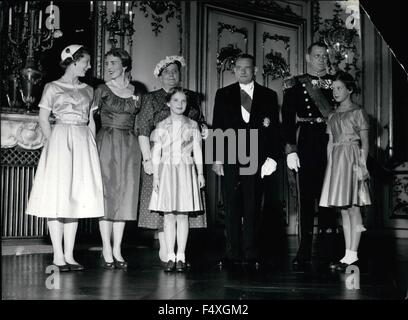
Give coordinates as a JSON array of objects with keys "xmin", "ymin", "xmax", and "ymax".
[
  {"xmin": 286, "ymin": 153, "xmax": 300, "ymax": 172},
  {"xmin": 212, "ymin": 161, "xmax": 224, "ymax": 176},
  {"xmin": 261, "ymin": 158, "xmax": 277, "ymax": 178}
]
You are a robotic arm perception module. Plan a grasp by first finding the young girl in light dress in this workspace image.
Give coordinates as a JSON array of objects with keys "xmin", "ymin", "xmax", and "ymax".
[
  {"xmin": 319, "ymin": 71, "xmax": 371, "ymax": 271},
  {"xmin": 149, "ymin": 87, "xmax": 206, "ymax": 272}
]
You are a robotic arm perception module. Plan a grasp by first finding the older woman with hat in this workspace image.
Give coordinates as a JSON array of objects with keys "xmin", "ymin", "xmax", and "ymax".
[
  {"xmin": 26, "ymin": 45, "xmax": 104, "ymax": 271},
  {"xmin": 137, "ymin": 55, "xmax": 207, "ymax": 263}
]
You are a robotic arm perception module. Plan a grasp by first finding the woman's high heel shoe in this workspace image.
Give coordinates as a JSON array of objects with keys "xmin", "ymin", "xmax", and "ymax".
[
  {"xmin": 52, "ymin": 263, "xmax": 70, "ymax": 272},
  {"xmin": 113, "ymin": 257, "xmax": 128, "ymax": 269},
  {"xmin": 66, "ymin": 263, "xmax": 85, "ymax": 271},
  {"xmin": 164, "ymin": 260, "xmax": 176, "ymax": 272},
  {"xmin": 100, "ymin": 254, "xmax": 115, "ymax": 270}
]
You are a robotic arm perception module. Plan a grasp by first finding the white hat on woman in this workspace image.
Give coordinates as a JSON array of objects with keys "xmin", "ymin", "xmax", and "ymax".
[
  {"xmin": 61, "ymin": 44, "xmax": 83, "ymax": 61},
  {"xmin": 153, "ymin": 55, "xmax": 186, "ymax": 78}
]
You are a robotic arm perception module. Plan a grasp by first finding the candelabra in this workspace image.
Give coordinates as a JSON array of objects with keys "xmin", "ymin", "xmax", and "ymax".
[
  {"xmin": 96, "ymin": 1, "xmax": 134, "ymax": 48},
  {"xmin": 318, "ymin": 2, "xmax": 360, "ymax": 76},
  {"xmin": 6, "ymin": 1, "xmax": 62, "ymax": 113}
]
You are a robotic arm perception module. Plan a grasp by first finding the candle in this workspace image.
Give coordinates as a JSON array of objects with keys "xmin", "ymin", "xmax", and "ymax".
[
  {"xmin": 9, "ymin": 7, "xmax": 12, "ymax": 26},
  {"xmin": 102, "ymin": 1, "xmax": 106, "ymax": 7},
  {"xmin": 38, "ymin": 10, "xmax": 42, "ymax": 29},
  {"xmin": 129, "ymin": 10, "xmax": 133, "ymax": 22},
  {"xmin": 90, "ymin": 1, "xmax": 93, "ymax": 12},
  {"xmin": 50, "ymin": 1, "xmax": 53, "ymax": 14},
  {"xmin": 24, "ymin": 2, "xmax": 28, "ymax": 14},
  {"xmin": 113, "ymin": 1, "xmax": 116, "ymax": 13},
  {"xmin": 125, "ymin": 2, "xmax": 129, "ymax": 14},
  {"xmin": 117, "ymin": 1, "xmax": 121, "ymax": 8}
]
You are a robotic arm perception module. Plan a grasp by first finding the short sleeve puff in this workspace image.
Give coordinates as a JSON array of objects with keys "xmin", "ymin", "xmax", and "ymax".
[
  {"xmin": 91, "ymin": 85, "xmax": 104, "ymax": 112},
  {"xmin": 191, "ymin": 120, "xmax": 202, "ymax": 143},
  {"xmin": 137, "ymin": 93, "xmax": 155, "ymax": 137},
  {"xmin": 351, "ymin": 108, "xmax": 369, "ymax": 134},
  {"xmin": 38, "ymin": 83, "xmax": 55, "ymax": 111},
  {"xmin": 150, "ymin": 122, "xmax": 166, "ymax": 144},
  {"xmin": 356, "ymin": 108, "xmax": 369, "ymax": 132},
  {"xmin": 185, "ymin": 91, "xmax": 203, "ymax": 123}
]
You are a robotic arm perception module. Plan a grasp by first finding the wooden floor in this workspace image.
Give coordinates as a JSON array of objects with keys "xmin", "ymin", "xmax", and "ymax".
[{"xmin": 2, "ymin": 228, "xmax": 408, "ymax": 301}]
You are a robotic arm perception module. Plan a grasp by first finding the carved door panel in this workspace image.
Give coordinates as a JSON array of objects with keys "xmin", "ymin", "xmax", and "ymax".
[
  {"xmin": 255, "ymin": 22, "xmax": 302, "ymax": 235},
  {"xmin": 255, "ymin": 22, "xmax": 300, "ymax": 107}
]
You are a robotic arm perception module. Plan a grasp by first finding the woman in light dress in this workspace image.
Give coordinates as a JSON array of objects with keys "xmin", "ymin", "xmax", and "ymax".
[{"xmin": 26, "ymin": 45, "xmax": 104, "ymax": 271}]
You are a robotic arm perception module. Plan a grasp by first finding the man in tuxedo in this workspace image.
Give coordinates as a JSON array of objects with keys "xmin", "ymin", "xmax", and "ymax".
[
  {"xmin": 281, "ymin": 42, "xmax": 338, "ymax": 269},
  {"xmin": 211, "ymin": 54, "xmax": 281, "ymax": 269}
]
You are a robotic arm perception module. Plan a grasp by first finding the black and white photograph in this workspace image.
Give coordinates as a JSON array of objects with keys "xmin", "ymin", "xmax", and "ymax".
[{"xmin": 1, "ymin": 0, "xmax": 407, "ymax": 309}]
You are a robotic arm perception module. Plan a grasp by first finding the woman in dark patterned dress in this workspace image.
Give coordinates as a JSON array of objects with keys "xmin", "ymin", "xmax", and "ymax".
[
  {"xmin": 137, "ymin": 56, "xmax": 207, "ymax": 262},
  {"xmin": 93, "ymin": 49, "xmax": 142, "ymax": 269}
]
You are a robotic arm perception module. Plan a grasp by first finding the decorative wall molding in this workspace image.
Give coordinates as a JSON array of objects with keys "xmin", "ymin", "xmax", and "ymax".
[
  {"xmin": 216, "ymin": 44, "xmax": 243, "ymax": 73},
  {"xmin": 311, "ymin": 0, "xmax": 321, "ymax": 37},
  {"xmin": 391, "ymin": 162, "xmax": 408, "ymax": 219},
  {"xmin": 263, "ymin": 50, "xmax": 291, "ymax": 80},
  {"xmin": 262, "ymin": 32, "xmax": 290, "ymax": 48},
  {"xmin": 217, "ymin": 23, "xmax": 248, "ymax": 40},
  {"xmin": 262, "ymin": 32, "xmax": 291, "ymax": 80},
  {"xmin": 215, "ymin": 0, "xmax": 300, "ymax": 19},
  {"xmin": 216, "ymin": 22, "xmax": 249, "ymax": 87},
  {"xmin": 94, "ymin": 2, "xmax": 106, "ymax": 79},
  {"xmin": 1, "ymin": 113, "xmax": 45, "ymax": 150},
  {"xmin": 250, "ymin": 0, "xmax": 300, "ymax": 17},
  {"xmin": 132, "ymin": 0, "xmax": 182, "ymax": 54}
]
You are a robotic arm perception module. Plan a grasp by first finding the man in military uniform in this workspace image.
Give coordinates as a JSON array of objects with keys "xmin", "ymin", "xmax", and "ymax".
[{"xmin": 282, "ymin": 42, "xmax": 338, "ymax": 268}]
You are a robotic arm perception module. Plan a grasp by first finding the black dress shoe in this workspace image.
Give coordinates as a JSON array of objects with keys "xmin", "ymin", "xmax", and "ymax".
[
  {"xmin": 66, "ymin": 263, "xmax": 85, "ymax": 271},
  {"xmin": 100, "ymin": 254, "xmax": 115, "ymax": 270},
  {"xmin": 164, "ymin": 260, "xmax": 176, "ymax": 272},
  {"xmin": 113, "ymin": 257, "xmax": 128, "ymax": 269},
  {"xmin": 52, "ymin": 264, "xmax": 70, "ymax": 272},
  {"xmin": 176, "ymin": 261, "xmax": 187, "ymax": 272}
]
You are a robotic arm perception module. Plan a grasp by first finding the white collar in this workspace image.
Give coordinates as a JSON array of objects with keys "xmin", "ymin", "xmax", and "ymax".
[{"xmin": 239, "ymin": 81, "xmax": 254, "ymax": 90}]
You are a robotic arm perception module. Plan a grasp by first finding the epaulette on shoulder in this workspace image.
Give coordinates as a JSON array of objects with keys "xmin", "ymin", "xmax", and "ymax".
[{"xmin": 283, "ymin": 76, "xmax": 297, "ymax": 90}]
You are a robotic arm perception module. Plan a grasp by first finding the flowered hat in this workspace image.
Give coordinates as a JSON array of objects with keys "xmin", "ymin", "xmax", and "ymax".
[
  {"xmin": 61, "ymin": 44, "xmax": 83, "ymax": 61},
  {"xmin": 153, "ymin": 55, "xmax": 186, "ymax": 78}
]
